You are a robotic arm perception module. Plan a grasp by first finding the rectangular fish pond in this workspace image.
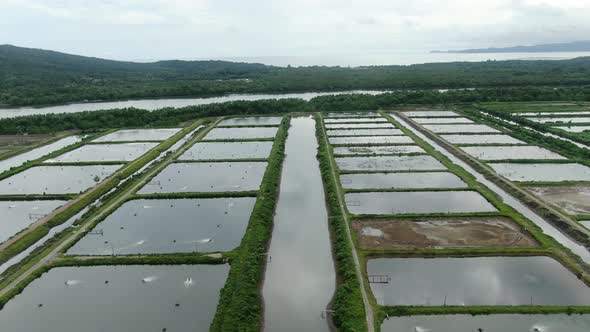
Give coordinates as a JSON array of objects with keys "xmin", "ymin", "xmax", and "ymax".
[
  {"xmin": 137, "ymin": 162, "xmax": 267, "ymax": 193},
  {"xmin": 340, "ymin": 172, "xmax": 467, "ymax": 189},
  {"xmin": 530, "ymin": 117, "xmax": 590, "ymax": 124},
  {"xmin": 332, "ymin": 145, "xmax": 425, "ymax": 156},
  {"xmin": 326, "ymin": 128, "xmax": 403, "ymax": 136},
  {"xmin": 345, "ymin": 191, "xmax": 496, "ymax": 214},
  {"xmin": 94, "ymin": 128, "xmax": 181, "ymax": 142},
  {"xmin": 329, "ymin": 136, "xmax": 414, "ymax": 145},
  {"xmin": 461, "ymin": 146, "xmax": 566, "ymax": 160},
  {"xmin": 0, "ymin": 200, "xmax": 66, "ymax": 244},
  {"xmin": 440, "ymin": 134, "xmax": 525, "ymax": 145},
  {"xmin": 0, "ymin": 165, "xmax": 121, "ymax": 195},
  {"xmin": 324, "ymin": 117, "xmax": 387, "ymax": 123},
  {"xmin": 0, "ymin": 264, "xmax": 229, "ymax": 332},
  {"xmin": 489, "ymin": 163, "xmax": 590, "ymax": 182},
  {"xmin": 413, "ymin": 117, "xmax": 474, "ymax": 124},
  {"xmin": 324, "ymin": 123, "xmax": 395, "ymax": 129},
  {"xmin": 422, "ymin": 124, "xmax": 501, "ymax": 134},
  {"xmin": 178, "ymin": 141, "xmax": 273, "ymax": 160},
  {"xmin": 45, "ymin": 143, "xmax": 158, "ymax": 163},
  {"xmin": 0, "ymin": 136, "xmax": 82, "ymax": 174},
  {"xmin": 367, "ymin": 257, "xmax": 590, "ymax": 306},
  {"xmin": 401, "ymin": 111, "xmax": 459, "ymax": 117},
  {"xmin": 217, "ymin": 116, "xmax": 282, "ymax": 126},
  {"xmin": 335, "ymin": 155, "xmax": 445, "ymax": 172},
  {"xmin": 204, "ymin": 127, "xmax": 278, "ymax": 140},
  {"xmin": 381, "ymin": 314, "xmax": 590, "ymax": 332},
  {"xmin": 68, "ymin": 197, "xmax": 255, "ymax": 255},
  {"xmin": 325, "ymin": 112, "xmax": 379, "ymax": 118}
]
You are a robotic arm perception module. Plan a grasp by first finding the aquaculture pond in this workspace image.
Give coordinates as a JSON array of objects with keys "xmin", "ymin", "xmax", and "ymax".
[
  {"xmin": 324, "ymin": 123, "xmax": 395, "ymax": 129},
  {"xmin": 324, "ymin": 117, "xmax": 387, "ymax": 123},
  {"xmin": 332, "ymin": 145, "xmax": 424, "ymax": 156},
  {"xmin": 325, "ymin": 112, "xmax": 379, "ymax": 118},
  {"xmin": 0, "ymin": 200, "xmax": 66, "ymax": 244},
  {"xmin": 367, "ymin": 257, "xmax": 590, "ymax": 306},
  {"xmin": 440, "ymin": 134, "xmax": 525, "ymax": 145},
  {"xmin": 335, "ymin": 155, "xmax": 445, "ymax": 172},
  {"xmin": 345, "ymin": 191, "xmax": 496, "ymax": 214},
  {"xmin": 402, "ymin": 111, "xmax": 459, "ymax": 117},
  {"xmin": 178, "ymin": 141, "xmax": 273, "ymax": 160},
  {"xmin": 340, "ymin": 172, "xmax": 466, "ymax": 189},
  {"xmin": 263, "ymin": 117, "xmax": 335, "ymax": 331},
  {"xmin": 556, "ymin": 125, "xmax": 590, "ymax": 133},
  {"xmin": 461, "ymin": 145, "xmax": 566, "ymax": 160},
  {"xmin": 217, "ymin": 116, "xmax": 282, "ymax": 126},
  {"xmin": 45, "ymin": 143, "xmax": 158, "ymax": 163},
  {"xmin": 516, "ymin": 111, "xmax": 590, "ymax": 116},
  {"xmin": 328, "ymin": 136, "xmax": 414, "ymax": 145},
  {"xmin": 413, "ymin": 117, "xmax": 474, "ymax": 124},
  {"xmin": 0, "ymin": 165, "xmax": 121, "ymax": 195},
  {"xmin": 530, "ymin": 117, "xmax": 590, "ymax": 124},
  {"xmin": 526, "ymin": 185, "xmax": 590, "ymax": 215},
  {"xmin": 94, "ymin": 128, "xmax": 181, "ymax": 142},
  {"xmin": 326, "ymin": 128, "xmax": 403, "ymax": 136},
  {"xmin": 0, "ymin": 136, "xmax": 82, "ymax": 174},
  {"xmin": 0, "ymin": 264, "xmax": 229, "ymax": 332},
  {"xmin": 68, "ymin": 197, "xmax": 255, "ymax": 255},
  {"xmin": 490, "ymin": 163, "xmax": 590, "ymax": 182},
  {"xmin": 204, "ymin": 127, "xmax": 278, "ymax": 140},
  {"xmin": 381, "ymin": 314, "xmax": 590, "ymax": 332},
  {"xmin": 422, "ymin": 124, "xmax": 501, "ymax": 134},
  {"xmin": 137, "ymin": 162, "xmax": 267, "ymax": 194}
]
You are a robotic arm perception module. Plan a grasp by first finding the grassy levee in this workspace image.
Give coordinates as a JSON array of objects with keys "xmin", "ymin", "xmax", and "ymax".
[
  {"xmin": 0, "ymin": 194, "xmax": 74, "ymax": 201},
  {"xmin": 386, "ymin": 111, "xmax": 590, "ymax": 274},
  {"xmin": 53, "ymin": 253, "xmax": 224, "ymax": 267},
  {"xmin": 381, "ymin": 305, "xmax": 590, "ymax": 319},
  {"xmin": 209, "ymin": 116, "xmax": 288, "ymax": 332},
  {"xmin": 0, "ymin": 131, "xmax": 76, "ymax": 161},
  {"xmin": 134, "ymin": 191, "xmax": 259, "ymax": 200},
  {"xmin": 0, "ymin": 120, "xmax": 206, "ymax": 271},
  {"xmin": 316, "ymin": 115, "xmax": 369, "ymax": 332}
]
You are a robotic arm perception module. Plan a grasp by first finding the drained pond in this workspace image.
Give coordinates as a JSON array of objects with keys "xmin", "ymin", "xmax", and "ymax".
[
  {"xmin": 490, "ymin": 163, "xmax": 590, "ymax": 182},
  {"xmin": 68, "ymin": 197, "xmax": 255, "ymax": 255},
  {"xmin": 0, "ymin": 264, "xmax": 229, "ymax": 332},
  {"xmin": 461, "ymin": 145, "xmax": 566, "ymax": 160},
  {"xmin": 440, "ymin": 134, "xmax": 525, "ymax": 145},
  {"xmin": 422, "ymin": 124, "xmax": 501, "ymax": 134},
  {"xmin": 332, "ymin": 145, "xmax": 424, "ymax": 156},
  {"xmin": 340, "ymin": 172, "xmax": 466, "ymax": 189},
  {"xmin": 263, "ymin": 117, "xmax": 335, "ymax": 331},
  {"xmin": 368, "ymin": 257, "xmax": 590, "ymax": 306},
  {"xmin": 335, "ymin": 155, "xmax": 444, "ymax": 172}
]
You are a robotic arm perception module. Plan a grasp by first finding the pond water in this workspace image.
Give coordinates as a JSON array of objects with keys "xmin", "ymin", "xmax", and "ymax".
[
  {"xmin": 336, "ymin": 155, "xmax": 445, "ymax": 172},
  {"xmin": 137, "ymin": 162, "xmax": 267, "ymax": 193},
  {"xmin": 0, "ymin": 264, "xmax": 229, "ymax": 332},
  {"xmin": 324, "ymin": 118, "xmax": 387, "ymax": 123},
  {"xmin": 325, "ymin": 112, "xmax": 379, "ymax": 118},
  {"xmin": 345, "ymin": 191, "xmax": 496, "ymax": 214},
  {"xmin": 94, "ymin": 128, "xmax": 181, "ymax": 142},
  {"xmin": 402, "ymin": 111, "xmax": 458, "ymax": 117},
  {"xmin": 423, "ymin": 124, "xmax": 501, "ymax": 134},
  {"xmin": 490, "ymin": 163, "xmax": 590, "ymax": 182},
  {"xmin": 263, "ymin": 117, "xmax": 335, "ymax": 331},
  {"xmin": 326, "ymin": 128, "xmax": 403, "ymax": 136},
  {"xmin": 555, "ymin": 125, "xmax": 590, "ymax": 133},
  {"xmin": 329, "ymin": 136, "xmax": 414, "ymax": 145},
  {"xmin": 68, "ymin": 197, "xmax": 255, "ymax": 255},
  {"xmin": 440, "ymin": 134, "xmax": 525, "ymax": 145},
  {"xmin": 332, "ymin": 145, "xmax": 424, "ymax": 156},
  {"xmin": 0, "ymin": 136, "xmax": 83, "ymax": 174},
  {"xmin": 179, "ymin": 141, "xmax": 273, "ymax": 160},
  {"xmin": 381, "ymin": 314, "xmax": 590, "ymax": 332},
  {"xmin": 340, "ymin": 172, "xmax": 467, "ymax": 189},
  {"xmin": 324, "ymin": 123, "xmax": 395, "ymax": 129},
  {"xmin": 218, "ymin": 117, "xmax": 282, "ymax": 126},
  {"xmin": 0, "ymin": 165, "xmax": 121, "ymax": 195},
  {"xmin": 517, "ymin": 111, "xmax": 590, "ymax": 117},
  {"xmin": 367, "ymin": 257, "xmax": 590, "ymax": 306},
  {"xmin": 461, "ymin": 145, "xmax": 566, "ymax": 160},
  {"xmin": 531, "ymin": 117, "xmax": 590, "ymax": 124},
  {"xmin": 581, "ymin": 220, "xmax": 590, "ymax": 229},
  {"xmin": 45, "ymin": 143, "xmax": 158, "ymax": 163},
  {"xmin": 204, "ymin": 127, "xmax": 278, "ymax": 140},
  {"xmin": 413, "ymin": 117, "xmax": 474, "ymax": 124},
  {"xmin": 0, "ymin": 200, "xmax": 66, "ymax": 244}
]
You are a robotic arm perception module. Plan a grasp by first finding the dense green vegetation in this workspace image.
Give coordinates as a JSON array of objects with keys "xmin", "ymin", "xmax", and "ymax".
[
  {"xmin": 210, "ymin": 117, "xmax": 288, "ymax": 332},
  {"xmin": 4, "ymin": 45, "xmax": 590, "ymax": 106},
  {"xmin": 316, "ymin": 116, "xmax": 368, "ymax": 332}
]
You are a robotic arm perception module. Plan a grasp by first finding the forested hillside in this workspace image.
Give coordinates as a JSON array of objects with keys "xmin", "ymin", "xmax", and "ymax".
[{"xmin": 2, "ymin": 44, "xmax": 590, "ymax": 106}]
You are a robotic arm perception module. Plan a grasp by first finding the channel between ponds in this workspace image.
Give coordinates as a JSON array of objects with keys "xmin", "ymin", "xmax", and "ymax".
[
  {"xmin": 262, "ymin": 116, "xmax": 336, "ymax": 331},
  {"xmin": 391, "ymin": 113, "xmax": 590, "ymax": 263}
]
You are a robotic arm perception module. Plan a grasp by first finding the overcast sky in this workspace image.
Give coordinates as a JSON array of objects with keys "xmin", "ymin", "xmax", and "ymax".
[{"xmin": 1, "ymin": 0, "xmax": 589, "ymax": 62}]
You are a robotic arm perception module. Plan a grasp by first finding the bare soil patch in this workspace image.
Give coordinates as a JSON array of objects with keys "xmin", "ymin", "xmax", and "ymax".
[
  {"xmin": 353, "ymin": 216, "xmax": 537, "ymax": 250},
  {"xmin": 526, "ymin": 185, "xmax": 590, "ymax": 216}
]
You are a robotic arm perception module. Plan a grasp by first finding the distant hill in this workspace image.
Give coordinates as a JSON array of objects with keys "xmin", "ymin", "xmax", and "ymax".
[{"xmin": 432, "ymin": 41, "xmax": 590, "ymax": 53}]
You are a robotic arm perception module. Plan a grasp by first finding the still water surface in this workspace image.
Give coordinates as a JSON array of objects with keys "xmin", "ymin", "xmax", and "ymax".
[
  {"xmin": 46, "ymin": 142, "xmax": 158, "ymax": 163},
  {"xmin": 0, "ymin": 200, "xmax": 66, "ymax": 244},
  {"xmin": 179, "ymin": 141, "xmax": 273, "ymax": 160},
  {"xmin": 0, "ymin": 136, "xmax": 82, "ymax": 174},
  {"xmin": 94, "ymin": 128, "xmax": 181, "ymax": 142}
]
